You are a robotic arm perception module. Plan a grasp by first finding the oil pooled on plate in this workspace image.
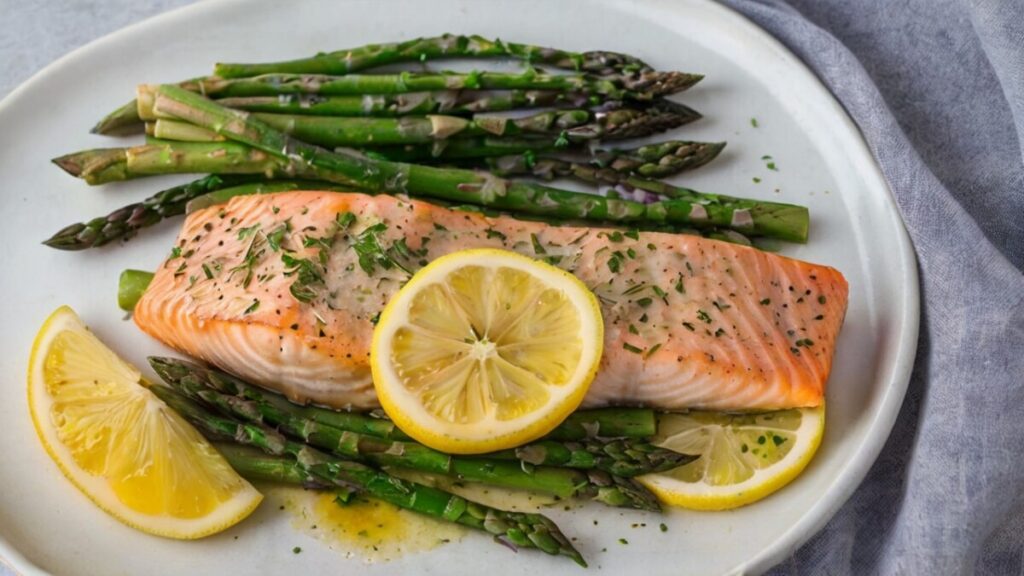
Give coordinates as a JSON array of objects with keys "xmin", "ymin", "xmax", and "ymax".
[{"xmin": 270, "ymin": 486, "xmax": 464, "ymax": 562}]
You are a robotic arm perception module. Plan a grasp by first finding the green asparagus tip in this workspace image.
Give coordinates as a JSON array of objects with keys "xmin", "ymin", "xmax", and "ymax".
[
  {"xmin": 118, "ymin": 269, "xmax": 154, "ymax": 311},
  {"xmin": 51, "ymin": 154, "xmax": 84, "ymax": 177}
]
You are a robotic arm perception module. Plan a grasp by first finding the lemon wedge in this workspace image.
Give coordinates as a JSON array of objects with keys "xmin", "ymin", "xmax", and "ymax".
[
  {"xmin": 28, "ymin": 306, "xmax": 262, "ymax": 538},
  {"xmin": 638, "ymin": 405, "xmax": 824, "ymax": 510},
  {"xmin": 371, "ymin": 249, "xmax": 603, "ymax": 454}
]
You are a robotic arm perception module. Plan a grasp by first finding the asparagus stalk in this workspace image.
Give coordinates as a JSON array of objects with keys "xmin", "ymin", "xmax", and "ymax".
[
  {"xmin": 217, "ymin": 90, "xmax": 601, "ymax": 117},
  {"xmin": 118, "ymin": 270, "xmax": 154, "ymax": 311},
  {"xmin": 479, "ymin": 140, "xmax": 726, "ymax": 181},
  {"xmin": 167, "ymin": 68, "xmax": 699, "ymax": 101},
  {"xmin": 491, "ymin": 439, "xmax": 696, "ymax": 478},
  {"xmin": 151, "ymin": 385, "xmax": 586, "ymax": 565},
  {"xmin": 248, "ymin": 103, "xmax": 696, "ymax": 148},
  {"xmin": 151, "ymin": 354, "xmax": 692, "ymax": 479},
  {"xmin": 43, "ymin": 174, "xmax": 263, "ymax": 250},
  {"xmin": 52, "ymin": 141, "xmax": 290, "ymax": 185},
  {"xmin": 91, "ymin": 99, "xmax": 143, "ymax": 134},
  {"xmin": 153, "ymin": 86, "xmax": 806, "ymax": 240},
  {"xmin": 215, "ymin": 34, "xmax": 655, "ymax": 78},
  {"xmin": 215, "ymin": 444, "xmax": 334, "ymax": 489}
]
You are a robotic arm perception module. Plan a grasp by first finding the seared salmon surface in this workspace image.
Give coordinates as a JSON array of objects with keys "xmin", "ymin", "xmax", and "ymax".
[{"xmin": 135, "ymin": 191, "xmax": 848, "ymax": 411}]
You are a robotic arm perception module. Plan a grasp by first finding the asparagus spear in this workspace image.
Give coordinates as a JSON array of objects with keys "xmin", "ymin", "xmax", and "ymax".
[
  {"xmin": 43, "ymin": 174, "xmax": 262, "ymax": 250},
  {"xmin": 91, "ymin": 99, "xmax": 143, "ymax": 135},
  {"xmin": 118, "ymin": 270, "xmax": 154, "ymax": 310},
  {"xmin": 151, "ymin": 356, "xmax": 689, "ymax": 480},
  {"xmin": 150, "ymin": 385, "xmax": 586, "ymax": 565},
  {"xmin": 479, "ymin": 140, "xmax": 726, "ymax": 181},
  {"xmin": 491, "ymin": 439, "xmax": 695, "ymax": 478},
  {"xmin": 215, "ymin": 34, "xmax": 654, "ymax": 78},
  {"xmin": 216, "ymin": 443, "xmax": 334, "ymax": 489},
  {"xmin": 216, "ymin": 90, "xmax": 601, "ymax": 117},
  {"xmin": 52, "ymin": 141, "xmax": 289, "ymax": 185},
  {"xmin": 153, "ymin": 86, "xmax": 808, "ymax": 241},
  {"xmin": 153, "ymin": 68, "xmax": 699, "ymax": 105},
  {"xmin": 247, "ymin": 103, "xmax": 696, "ymax": 148}
]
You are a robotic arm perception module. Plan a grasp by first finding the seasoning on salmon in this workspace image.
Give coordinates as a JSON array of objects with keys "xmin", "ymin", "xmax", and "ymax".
[{"xmin": 134, "ymin": 191, "xmax": 848, "ymax": 411}]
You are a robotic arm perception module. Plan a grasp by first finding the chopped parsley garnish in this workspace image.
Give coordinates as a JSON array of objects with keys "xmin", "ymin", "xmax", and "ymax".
[
  {"xmin": 169, "ymin": 246, "xmax": 182, "ymax": 259},
  {"xmin": 266, "ymin": 220, "xmax": 291, "ymax": 252},
  {"xmin": 760, "ymin": 298, "xmax": 771, "ymax": 306},
  {"xmin": 622, "ymin": 283, "xmax": 648, "ymax": 296},
  {"xmin": 696, "ymin": 309, "xmax": 712, "ymax": 324},
  {"xmin": 675, "ymin": 277, "xmax": 686, "ymax": 294},
  {"xmin": 624, "ymin": 229, "xmax": 640, "ymax": 241},
  {"xmin": 243, "ymin": 299, "xmax": 260, "ymax": 315},
  {"xmin": 636, "ymin": 297, "xmax": 653, "ymax": 308},
  {"xmin": 645, "ymin": 343, "xmax": 662, "ymax": 358},
  {"xmin": 753, "ymin": 177, "xmax": 762, "ymax": 183},
  {"xmin": 433, "ymin": 222, "xmax": 447, "ymax": 232},
  {"xmin": 652, "ymin": 286, "xmax": 668, "ymax": 301},
  {"xmin": 818, "ymin": 295, "xmax": 827, "ymax": 304},
  {"xmin": 530, "ymin": 233, "xmax": 547, "ymax": 255},
  {"xmin": 682, "ymin": 322, "xmax": 695, "ymax": 331},
  {"xmin": 236, "ymin": 223, "xmax": 260, "ymax": 241},
  {"xmin": 622, "ymin": 342, "xmax": 643, "ymax": 354},
  {"xmin": 201, "ymin": 262, "xmax": 215, "ymax": 279},
  {"xmin": 628, "ymin": 324, "xmax": 639, "ymax": 335},
  {"xmin": 607, "ymin": 252, "xmax": 623, "ymax": 273},
  {"xmin": 714, "ymin": 328, "xmax": 726, "ymax": 338},
  {"xmin": 626, "ymin": 247, "xmax": 637, "ymax": 259},
  {"xmin": 352, "ymin": 223, "xmax": 412, "ymax": 276},
  {"xmin": 485, "ymin": 228, "xmax": 507, "ymax": 241},
  {"xmin": 335, "ymin": 211, "xmax": 356, "ymax": 230},
  {"xmin": 282, "ymin": 253, "xmax": 324, "ymax": 303}
]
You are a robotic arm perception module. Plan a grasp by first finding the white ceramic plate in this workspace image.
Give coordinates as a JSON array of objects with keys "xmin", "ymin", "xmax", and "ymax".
[{"xmin": 0, "ymin": 0, "xmax": 919, "ymax": 574}]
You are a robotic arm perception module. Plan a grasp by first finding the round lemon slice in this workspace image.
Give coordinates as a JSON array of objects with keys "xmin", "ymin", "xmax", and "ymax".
[
  {"xmin": 371, "ymin": 249, "xmax": 604, "ymax": 454},
  {"xmin": 638, "ymin": 405, "xmax": 825, "ymax": 510},
  {"xmin": 28, "ymin": 306, "xmax": 263, "ymax": 539}
]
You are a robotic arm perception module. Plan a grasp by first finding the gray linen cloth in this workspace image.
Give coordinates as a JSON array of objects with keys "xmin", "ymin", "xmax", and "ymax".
[
  {"xmin": 2, "ymin": 1, "xmax": 1022, "ymax": 574},
  {"xmin": 718, "ymin": 1, "xmax": 1024, "ymax": 574}
]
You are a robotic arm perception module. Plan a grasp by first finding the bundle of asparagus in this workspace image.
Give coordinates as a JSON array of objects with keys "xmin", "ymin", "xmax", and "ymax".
[
  {"xmin": 148, "ymin": 356, "xmax": 698, "ymax": 566},
  {"xmin": 49, "ymin": 33, "xmax": 810, "ymax": 252}
]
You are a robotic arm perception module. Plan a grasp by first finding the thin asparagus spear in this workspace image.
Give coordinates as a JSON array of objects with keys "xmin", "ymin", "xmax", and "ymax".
[
  {"xmin": 479, "ymin": 140, "xmax": 726, "ymax": 181},
  {"xmin": 546, "ymin": 409, "xmax": 658, "ymax": 440},
  {"xmin": 215, "ymin": 34, "xmax": 654, "ymax": 78},
  {"xmin": 43, "ymin": 174, "xmax": 263, "ymax": 250},
  {"xmin": 249, "ymin": 103, "xmax": 696, "ymax": 148},
  {"xmin": 491, "ymin": 439, "xmax": 696, "ymax": 478},
  {"xmin": 152, "ymin": 356, "xmax": 662, "ymax": 510},
  {"xmin": 52, "ymin": 141, "xmax": 289, "ymax": 185},
  {"xmin": 151, "ymin": 385, "xmax": 586, "ymax": 565},
  {"xmin": 153, "ymin": 86, "xmax": 805, "ymax": 240},
  {"xmin": 91, "ymin": 99, "xmax": 143, "ymax": 134},
  {"xmin": 360, "ymin": 137, "xmax": 562, "ymax": 161},
  {"xmin": 217, "ymin": 90, "xmax": 601, "ymax": 117},
  {"xmin": 215, "ymin": 444, "xmax": 335, "ymax": 489},
  {"xmin": 170, "ymin": 68, "xmax": 699, "ymax": 101},
  {"xmin": 51, "ymin": 148, "xmax": 129, "ymax": 185}
]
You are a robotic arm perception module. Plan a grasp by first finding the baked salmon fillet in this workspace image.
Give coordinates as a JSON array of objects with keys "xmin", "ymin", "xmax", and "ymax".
[{"xmin": 134, "ymin": 190, "xmax": 848, "ymax": 411}]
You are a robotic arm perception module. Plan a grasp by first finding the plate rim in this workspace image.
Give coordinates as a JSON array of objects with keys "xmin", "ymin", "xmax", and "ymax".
[{"xmin": 0, "ymin": 1, "xmax": 920, "ymax": 574}]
